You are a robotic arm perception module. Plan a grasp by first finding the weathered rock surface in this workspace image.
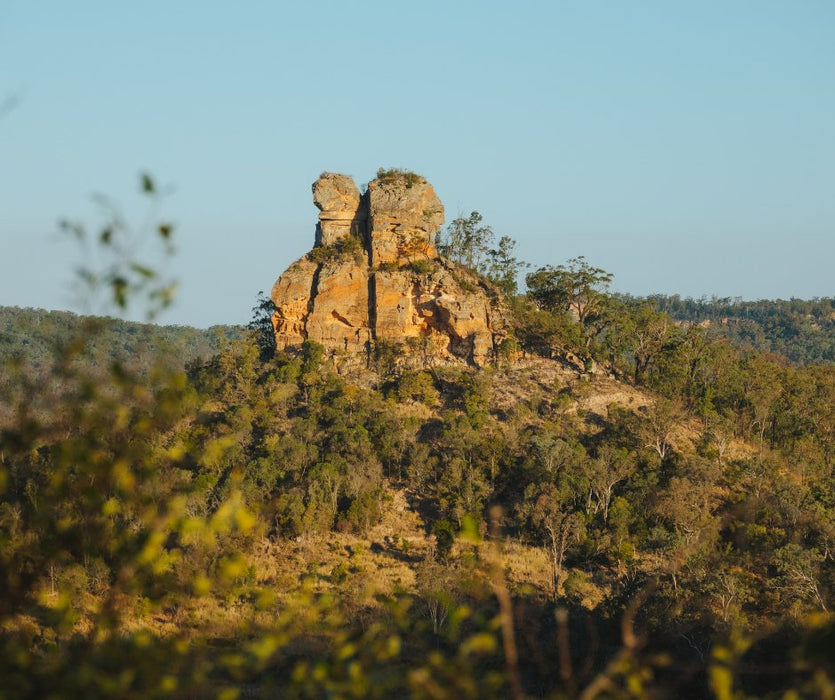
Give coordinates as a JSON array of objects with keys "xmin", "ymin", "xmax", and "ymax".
[
  {"xmin": 366, "ymin": 173, "xmax": 443, "ymax": 265},
  {"xmin": 271, "ymin": 170, "xmax": 506, "ymax": 366},
  {"xmin": 305, "ymin": 261, "xmax": 371, "ymax": 354},
  {"xmin": 271, "ymin": 256, "xmax": 318, "ymax": 350},
  {"xmin": 313, "ymin": 172, "xmax": 366, "ymax": 247}
]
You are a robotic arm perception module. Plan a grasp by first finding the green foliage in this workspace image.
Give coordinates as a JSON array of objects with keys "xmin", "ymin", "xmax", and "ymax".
[
  {"xmin": 432, "ymin": 520, "xmax": 456, "ymax": 562},
  {"xmin": 437, "ymin": 210, "xmax": 494, "ymax": 272},
  {"xmin": 0, "ymin": 177, "xmax": 260, "ymax": 696},
  {"xmin": 650, "ymin": 294, "xmax": 835, "ymax": 365},
  {"xmin": 526, "ymin": 257, "xmax": 614, "ymax": 363},
  {"xmin": 392, "ymin": 370, "xmax": 440, "ymax": 407},
  {"xmin": 308, "ymin": 234, "xmax": 364, "ymax": 265},
  {"xmin": 526, "ymin": 256, "xmax": 613, "ymax": 320},
  {"xmin": 375, "ymin": 167, "xmax": 425, "ymax": 188},
  {"xmin": 247, "ymin": 291, "xmax": 277, "ymax": 361},
  {"xmin": 407, "ymin": 258, "xmax": 434, "ymax": 274},
  {"xmin": 373, "ymin": 339, "xmax": 405, "ymax": 377},
  {"xmin": 3, "ymin": 185, "xmax": 834, "ymax": 697},
  {"xmin": 508, "ymin": 295, "xmax": 582, "ymax": 364},
  {"xmin": 562, "ymin": 570, "xmax": 598, "ymax": 605},
  {"xmin": 0, "ymin": 306, "xmax": 241, "ymax": 381},
  {"xmin": 485, "ymin": 235, "xmax": 528, "ymax": 297}
]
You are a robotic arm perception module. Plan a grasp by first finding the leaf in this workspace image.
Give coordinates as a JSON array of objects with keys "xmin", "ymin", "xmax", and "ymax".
[
  {"xmin": 111, "ymin": 276, "xmax": 128, "ymax": 308},
  {"xmin": 140, "ymin": 172, "xmax": 155, "ymax": 194},
  {"xmin": 158, "ymin": 223, "xmax": 173, "ymax": 239},
  {"xmin": 60, "ymin": 219, "xmax": 85, "ymax": 240},
  {"xmin": 130, "ymin": 263, "xmax": 156, "ymax": 280},
  {"xmin": 76, "ymin": 267, "xmax": 98, "ymax": 287}
]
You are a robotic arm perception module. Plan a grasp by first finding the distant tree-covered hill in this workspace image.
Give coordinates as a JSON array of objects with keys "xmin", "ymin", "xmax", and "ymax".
[
  {"xmin": 0, "ymin": 306, "xmax": 243, "ymax": 377},
  {"xmin": 638, "ymin": 295, "xmax": 835, "ymax": 365}
]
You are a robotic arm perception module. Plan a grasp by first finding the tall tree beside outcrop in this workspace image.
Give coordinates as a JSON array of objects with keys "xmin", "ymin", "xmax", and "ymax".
[
  {"xmin": 486, "ymin": 235, "xmax": 528, "ymax": 297},
  {"xmin": 437, "ymin": 210, "xmax": 494, "ymax": 272},
  {"xmin": 526, "ymin": 257, "xmax": 613, "ymax": 361},
  {"xmin": 248, "ymin": 291, "xmax": 277, "ymax": 362}
]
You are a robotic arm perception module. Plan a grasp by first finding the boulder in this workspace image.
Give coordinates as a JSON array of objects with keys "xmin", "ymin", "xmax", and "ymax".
[{"xmin": 312, "ymin": 172, "xmax": 366, "ymax": 246}]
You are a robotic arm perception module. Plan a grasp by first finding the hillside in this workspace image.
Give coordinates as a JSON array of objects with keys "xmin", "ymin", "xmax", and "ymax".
[
  {"xmin": 0, "ymin": 169, "xmax": 832, "ymax": 698},
  {"xmin": 2, "ymin": 304, "xmax": 832, "ymax": 696},
  {"xmin": 645, "ymin": 294, "xmax": 835, "ymax": 365},
  {"xmin": 0, "ymin": 305, "xmax": 242, "ymax": 378}
]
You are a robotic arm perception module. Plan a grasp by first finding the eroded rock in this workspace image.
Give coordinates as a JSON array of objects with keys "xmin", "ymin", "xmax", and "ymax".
[
  {"xmin": 312, "ymin": 172, "xmax": 366, "ymax": 247},
  {"xmin": 271, "ymin": 170, "xmax": 506, "ymax": 367},
  {"xmin": 366, "ymin": 171, "xmax": 443, "ymax": 266}
]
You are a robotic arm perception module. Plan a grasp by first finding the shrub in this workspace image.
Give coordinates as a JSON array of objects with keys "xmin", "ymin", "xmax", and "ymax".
[
  {"xmin": 375, "ymin": 167, "xmax": 425, "ymax": 188},
  {"xmin": 308, "ymin": 235, "xmax": 364, "ymax": 265},
  {"xmin": 343, "ymin": 490, "xmax": 384, "ymax": 536},
  {"xmin": 562, "ymin": 570, "xmax": 598, "ymax": 605},
  {"xmin": 394, "ymin": 370, "xmax": 440, "ymax": 407},
  {"xmin": 408, "ymin": 259, "xmax": 434, "ymax": 275},
  {"xmin": 330, "ymin": 561, "xmax": 350, "ymax": 583}
]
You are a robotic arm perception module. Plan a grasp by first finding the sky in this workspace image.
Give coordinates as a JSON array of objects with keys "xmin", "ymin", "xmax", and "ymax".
[{"xmin": 1, "ymin": 1, "xmax": 833, "ymax": 328}]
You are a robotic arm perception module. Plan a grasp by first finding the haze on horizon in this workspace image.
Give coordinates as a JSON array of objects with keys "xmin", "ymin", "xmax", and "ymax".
[{"xmin": 1, "ymin": 2, "xmax": 833, "ymax": 328}]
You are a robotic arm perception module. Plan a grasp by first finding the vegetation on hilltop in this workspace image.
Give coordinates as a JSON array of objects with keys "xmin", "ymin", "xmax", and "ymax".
[
  {"xmin": 0, "ymin": 182, "xmax": 832, "ymax": 697},
  {"xmin": 375, "ymin": 167, "xmax": 426, "ymax": 188},
  {"xmin": 645, "ymin": 295, "xmax": 835, "ymax": 366}
]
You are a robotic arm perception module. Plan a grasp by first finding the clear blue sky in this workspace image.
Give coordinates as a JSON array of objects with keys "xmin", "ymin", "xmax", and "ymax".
[{"xmin": 2, "ymin": 1, "xmax": 833, "ymax": 327}]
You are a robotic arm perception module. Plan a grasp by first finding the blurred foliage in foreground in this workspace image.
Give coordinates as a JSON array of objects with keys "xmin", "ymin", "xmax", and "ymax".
[{"xmin": 0, "ymin": 177, "xmax": 832, "ymax": 698}]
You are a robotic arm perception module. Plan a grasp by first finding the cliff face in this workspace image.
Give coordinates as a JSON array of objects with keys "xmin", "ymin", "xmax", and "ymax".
[{"xmin": 271, "ymin": 170, "xmax": 506, "ymax": 366}]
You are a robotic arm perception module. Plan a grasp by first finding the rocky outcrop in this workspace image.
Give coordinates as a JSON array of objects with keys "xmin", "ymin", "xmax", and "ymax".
[
  {"xmin": 271, "ymin": 170, "xmax": 506, "ymax": 367},
  {"xmin": 312, "ymin": 173, "xmax": 366, "ymax": 247},
  {"xmin": 366, "ymin": 172, "xmax": 443, "ymax": 265}
]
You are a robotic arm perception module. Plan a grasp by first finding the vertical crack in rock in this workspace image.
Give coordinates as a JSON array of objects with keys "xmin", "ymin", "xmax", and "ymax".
[
  {"xmin": 367, "ymin": 273, "xmax": 378, "ymax": 341},
  {"xmin": 306, "ymin": 263, "xmax": 322, "ymax": 324}
]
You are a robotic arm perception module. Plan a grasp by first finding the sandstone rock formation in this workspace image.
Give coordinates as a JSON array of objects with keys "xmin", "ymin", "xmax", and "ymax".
[
  {"xmin": 271, "ymin": 170, "xmax": 507, "ymax": 367},
  {"xmin": 312, "ymin": 172, "xmax": 365, "ymax": 246},
  {"xmin": 366, "ymin": 172, "xmax": 443, "ymax": 265}
]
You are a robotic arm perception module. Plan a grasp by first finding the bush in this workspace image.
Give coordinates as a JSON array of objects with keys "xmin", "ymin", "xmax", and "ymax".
[
  {"xmin": 342, "ymin": 490, "xmax": 384, "ymax": 536},
  {"xmin": 408, "ymin": 259, "xmax": 434, "ymax": 275},
  {"xmin": 394, "ymin": 371, "xmax": 440, "ymax": 407},
  {"xmin": 330, "ymin": 561, "xmax": 350, "ymax": 583},
  {"xmin": 308, "ymin": 235, "xmax": 364, "ymax": 265},
  {"xmin": 375, "ymin": 167, "xmax": 424, "ymax": 188},
  {"xmin": 562, "ymin": 570, "xmax": 599, "ymax": 606}
]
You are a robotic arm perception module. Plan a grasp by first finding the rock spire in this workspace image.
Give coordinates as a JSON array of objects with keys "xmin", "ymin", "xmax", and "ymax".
[{"xmin": 271, "ymin": 169, "xmax": 506, "ymax": 366}]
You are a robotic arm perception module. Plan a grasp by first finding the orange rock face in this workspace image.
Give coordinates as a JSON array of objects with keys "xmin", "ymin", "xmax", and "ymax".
[
  {"xmin": 271, "ymin": 256, "xmax": 318, "ymax": 349},
  {"xmin": 271, "ymin": 170, "xmax": 506, "ymax": 366},
  {"xmin": 312, "ymin": 172, "xmax": 366, "ymax": 247},
  {"xmin": 305, "ymin": 261, "xmax": 371, "ymax": 354},
  {"xmin": 366, "ymin": 173, "xmax": 443, "ymax": 266}
]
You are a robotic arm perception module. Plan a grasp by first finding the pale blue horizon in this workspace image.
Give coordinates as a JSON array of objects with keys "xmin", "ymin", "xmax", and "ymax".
[{"xmin": 2, "ymin": 1, "xmax": 833, "ymax": 327}]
